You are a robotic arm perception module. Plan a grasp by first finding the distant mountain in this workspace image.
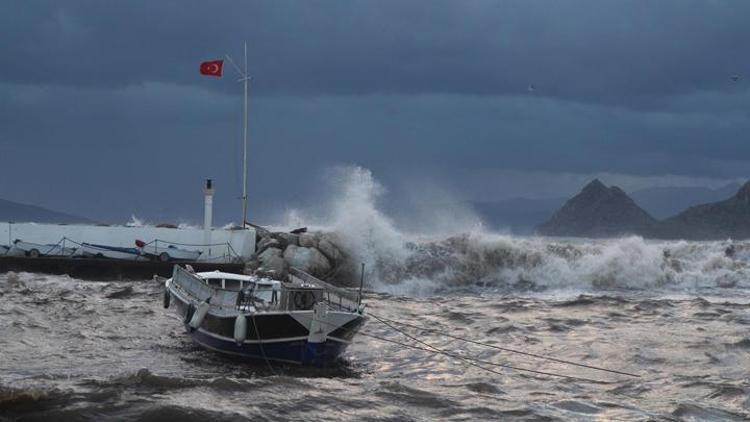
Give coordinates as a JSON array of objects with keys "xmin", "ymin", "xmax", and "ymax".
[
  {"xmin": 0, "ymin": 197, "xmax": 93, "ymax": 224},
  {"xmin": 630, "ymin": 183, "xmax": 742, "ymax": 219},
  {"xmin": 471, "ymin": 197, "xmax": 564, "ymax": 234},
  {"xmin": 536, "ymin": 179, "xmax": 658, "ymax": 238},
  {"xmin": 658, "ymin": 182, "xmax": 750, "ymax": 240}
]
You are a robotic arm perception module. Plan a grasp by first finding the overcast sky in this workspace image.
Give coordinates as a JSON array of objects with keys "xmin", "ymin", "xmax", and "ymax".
[{"xmin": 1, "ymin": 0, "xmax": 749, "ymax": 224}]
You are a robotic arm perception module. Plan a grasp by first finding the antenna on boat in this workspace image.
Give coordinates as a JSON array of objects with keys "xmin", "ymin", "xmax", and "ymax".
[
  {"xmin": 358, "ymin": 263, "xmax": 365, "ymax": 306},
  {"xmin": 224, "ymin": 42, "xmax": 250, "ymax": 228},
  {"xmin": 241, "ymin": 41, "xmax": 249, "ymax": 229}
]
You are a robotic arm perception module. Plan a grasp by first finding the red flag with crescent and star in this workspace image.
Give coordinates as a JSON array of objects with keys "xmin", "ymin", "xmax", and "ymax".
[{"xmin": 199, "ymin": 60, "xmax": 223, "ymax": 77}]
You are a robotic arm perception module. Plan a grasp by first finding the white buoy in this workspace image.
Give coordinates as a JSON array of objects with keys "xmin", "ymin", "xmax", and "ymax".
[
  {"xmin": 189, "ymin": 300, "xmax": 210, "ymax": 330},
  {"xmin": 234, "ymin": 314, "xmax": 247, "ymax": 345},
  {"xmin": 307, "ymin": 302, "xmax": 329, "ymax": 344}
]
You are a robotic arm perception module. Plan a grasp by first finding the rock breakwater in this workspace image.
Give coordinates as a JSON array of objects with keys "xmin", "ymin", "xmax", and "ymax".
[{"xmin": 244, "ymin": 227, "xmax": 356, "ymax": 285}]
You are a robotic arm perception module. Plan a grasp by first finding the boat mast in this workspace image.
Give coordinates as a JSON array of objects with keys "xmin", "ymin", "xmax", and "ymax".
[
  {"xmin": 241, "ymin": 41, "xmax": 249, "ymax": 228},
  {"xmin": 223, "ymin": 43, "xmax": 250, "ymax": 228}
]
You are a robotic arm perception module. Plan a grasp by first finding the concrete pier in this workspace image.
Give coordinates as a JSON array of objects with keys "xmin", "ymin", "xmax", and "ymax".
[{"xmin": 0, "ymin": 256, "xmax": 244, "ymax": 281}]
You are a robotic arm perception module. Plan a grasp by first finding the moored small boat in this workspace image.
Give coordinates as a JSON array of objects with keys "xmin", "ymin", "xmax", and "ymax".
[
  {"xmin": 75, "ymin": 243, "xmax": 145, "ymax": 260},
  {"xmin": 11, "ymin": 239, "xmax": 76, "ymax": 257},
  {"xmin": 138, "ymin": 240, "xmax": 202, "ymax": 262},
  {"xmin": 163, "ymin": 266, "xmax": 366, "ymax": 366}
]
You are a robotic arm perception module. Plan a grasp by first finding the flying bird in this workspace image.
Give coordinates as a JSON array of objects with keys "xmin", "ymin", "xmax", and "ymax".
[
  {"xmin": 527, "ymin": 84, "xmax": 536, "ymax": 93},
  {"xmin": 730, "ymin": 74, "xmax": 742, "ymax": 83}
]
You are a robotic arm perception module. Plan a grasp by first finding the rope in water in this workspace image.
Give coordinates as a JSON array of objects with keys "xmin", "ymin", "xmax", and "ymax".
[
  {"xmin": 360, "ymin": 331, "xmax": 611, "ymax": 383},
  {"xmin": 366, "ymin": 312, "xmax": 612, "ymax": 383},
  {"xmin": 317, "ymin": 302, "xmax": 626, "ymax": 382},
  {"xmin": 368, "ymin": 312, "xmax": 640, "ymax": 378},
  {"xmin": 316, "ymin": 305, "xmax": 587, "ymax": 380}
]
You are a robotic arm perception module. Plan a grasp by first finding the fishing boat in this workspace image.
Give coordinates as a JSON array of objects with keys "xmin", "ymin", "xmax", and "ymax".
[
  {"xmin": 11, "ymin": 239, "xmax": 76, "ymax": 257},
  {"xmin": 75, "ymin": 242, "xmax": 145, "ymax": 260},
  {"xmin": 160, "ymin": 47, "xmax": 367, "ymax": 365},
  {"xmin": 163, "ymin": 265, "xmax": 366, "ymax": 365},
  {"xmin": 137, "ymin": 240, "xmax": 202, "ymax": 262}
]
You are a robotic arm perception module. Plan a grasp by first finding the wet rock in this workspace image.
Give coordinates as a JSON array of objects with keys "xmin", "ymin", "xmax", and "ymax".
[
  {"xmin": 298, "ymin": 233, "xmax": 317, "ymax": 249},
  {"xmin": 243, "ymin": 258, "xmax": 260, "ymax": 274},
  {"xmin": 271, "ymin": 232, "xmax": 299, "ymax": 249},
  {"xmin": 256, "ymin": 237, "xmax": 280, "ymax": 254},
  {"xmin": 244, "ymin": 229, "xmax": 351, "ymax": 284},
  {"xmin": 317, "ymin": 238, "xmax": 343, "ymax": 264},
  {"xmin": 284, "ymin": 245, "xmax": 331, "ymax": 277},
  {"xmin": 258, "ymin": 246, "xmax": 282, "ymax": 262},
  {"xmin": 256, "ymin": 247, "xmax": 288, "ymax": 279},
  {"xmin": 250, "ymin": 224, "xmax": 271, "ymax": 239}
]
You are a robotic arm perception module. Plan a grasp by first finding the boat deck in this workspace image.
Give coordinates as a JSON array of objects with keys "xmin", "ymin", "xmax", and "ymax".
[{"xmin": 0, "ymin": 256, "xmax": 244, "ymax": 281}]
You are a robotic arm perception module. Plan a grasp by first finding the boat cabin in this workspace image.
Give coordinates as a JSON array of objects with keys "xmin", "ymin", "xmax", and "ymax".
[{"xmin": 186, "ymin": 268, "xmax": 360, "ymax": 313}]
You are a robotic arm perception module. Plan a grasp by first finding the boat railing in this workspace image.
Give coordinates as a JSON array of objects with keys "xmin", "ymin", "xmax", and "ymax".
[
  {"xmin": 171, "ymin": 266, "xmax": 361, "ymax": 314},
  {"xmin": 172, "ymin": 266, "xmax": 278, "ymax": 313},
  {"xmin": 288, "ymin": 267, "xmax": 360, "ymax": 312},
  {"xmin": 172, "ymin": 265, "xmax": 214, "ymax": 300}
]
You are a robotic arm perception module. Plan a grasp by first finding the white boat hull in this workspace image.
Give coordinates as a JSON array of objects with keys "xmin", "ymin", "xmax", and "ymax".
[
  {"xmin": 142, "ymin": 245, "xmax": 201, "ymax": 261},
  {"xmin": 12, "ymin": 241, "xmax": 76, "ymax": 257},
  {"xmin": 75, "ymin": 243, "xmax": 145, "ymax": 260}
]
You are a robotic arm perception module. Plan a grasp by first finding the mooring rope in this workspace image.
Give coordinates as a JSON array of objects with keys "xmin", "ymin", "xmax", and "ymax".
[
  {"xmin": 369, "ymin": 312, "xmax": 640, "ymax": 378},
  {"xmin": 250, "ymin": 313, "xmax": 277, "ymax": 376},
  {"xmin": 360, "ymin": 331, "xmax": 611, "ymax": 383},
  {"xmin": 22, "ymin": 236, "xmax": 74, "ymax": 256},
  {"xmin": 366, "ymin": 312, "xmax": 613, "ymax": 383}
]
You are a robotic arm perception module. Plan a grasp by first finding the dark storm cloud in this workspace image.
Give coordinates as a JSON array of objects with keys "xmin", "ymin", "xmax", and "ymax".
[
  {"xmin": 1, "ymin": 1, "xmax": 749, "ymax": 223},
  {"xmin": 1, "ymin": 83, "xmax": 747, "ymax": 222},
  {"xmin": 2, "ymin": 0, "xmax": 750, "ymax": 105}
]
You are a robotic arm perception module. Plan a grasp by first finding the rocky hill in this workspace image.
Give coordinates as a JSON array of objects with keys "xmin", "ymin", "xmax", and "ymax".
[
  {"xmin": 0, "ymin": 197, "xmax": 92, "ymax": 224},
  {"xmin": 536, "ymin": 180, "xmax": 750, "ymax": 240},
  {"xmin": 658, "ymin": 182, "xmax": 750, "ymax": 240},
  {"xmin": 536, "ymin": 179, "xmax": 658, "ymax": 238},
  {"xmin": 629, "ymin": 183, "xmax": 742, "ymax": 219}
]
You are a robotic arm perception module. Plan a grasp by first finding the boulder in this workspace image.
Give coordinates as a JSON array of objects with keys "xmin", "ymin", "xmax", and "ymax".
[
  {"xmin": 258, "ymin": 246, "xmax": 282, "ymax": 262},
  {"xmin": 271, "ymin": 232, "xmax": 299, "ymax": 249},
  {"xmin": 243, "ymin": 258, "xmax": 260, "ymax": 274},
  {"xmin": 249, "ymin": 224, "xmax": 271, "ymax": 239},
  {"xmin": 284, "ymin": 245, "xmax": 331, "ymax": 277},
  {"xmin": 298, "ymin": 233, "xmax": 318, "ymax": 248},
  {"xmin": 317, "ymin": 238, "xmax": 343, "ymax": 264},
  {"xmin": 256, "ymin": 247, "xmax": 288, "ymax": 279},
  {"xmin": 256, "ymin": 237, "xmax": 280, "ymax": 254}
]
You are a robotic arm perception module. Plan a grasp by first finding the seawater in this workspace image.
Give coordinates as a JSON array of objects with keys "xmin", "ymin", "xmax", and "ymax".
[
  {"xmin": 3, "ymin": 167, "xmax": 750, "ymax": 420},
  {"xmin": 1, "ymin": 258, "xmax": 749, "ymax": 420}
]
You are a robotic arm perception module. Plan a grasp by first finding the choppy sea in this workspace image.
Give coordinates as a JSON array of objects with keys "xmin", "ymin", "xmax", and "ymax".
[{"xmin": 2, "ymin": 234, "xmax": 750, "ymax": 421}]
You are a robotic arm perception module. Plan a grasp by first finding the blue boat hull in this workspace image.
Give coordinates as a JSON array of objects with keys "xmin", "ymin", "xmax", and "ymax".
[
  {"xmin": 189, "ymin": 327, "xmax": 351, "ymax": 366},
  {"xmin": 170, "ymin": 293, "xmax": 364, "ymax": 366}
]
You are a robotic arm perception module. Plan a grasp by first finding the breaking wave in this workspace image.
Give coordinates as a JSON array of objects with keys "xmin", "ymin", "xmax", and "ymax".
[{"xmin": 280, "ymin": 166, "xmax": 750, "ymax": 295}]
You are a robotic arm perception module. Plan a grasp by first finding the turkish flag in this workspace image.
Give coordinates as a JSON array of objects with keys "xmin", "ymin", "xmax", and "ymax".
[{"xmin": 200, "ymin": 60, "xmax": 223, "ymax": 77}]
